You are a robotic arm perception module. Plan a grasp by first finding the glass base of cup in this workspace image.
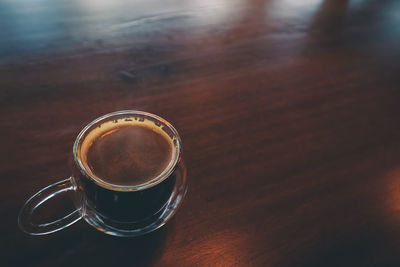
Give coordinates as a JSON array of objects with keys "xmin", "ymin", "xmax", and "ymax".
[{"xmin": 82, "ymin": 160, "xmax": 187, "ymax": 237}]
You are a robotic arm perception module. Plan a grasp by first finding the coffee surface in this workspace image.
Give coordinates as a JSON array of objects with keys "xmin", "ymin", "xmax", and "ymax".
[{"xmin": 84, "ymin": 124, "xmax": 173, "ymax": 186}]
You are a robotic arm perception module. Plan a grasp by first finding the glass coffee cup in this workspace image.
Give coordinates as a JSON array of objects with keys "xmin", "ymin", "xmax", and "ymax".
[{"xmin": 18, "ymin": 110, "xmax": 187, "ymax": 237}]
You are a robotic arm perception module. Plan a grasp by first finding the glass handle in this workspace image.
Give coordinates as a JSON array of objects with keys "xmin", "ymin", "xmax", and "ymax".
[{"xmin": 18, "ymin": 177, "xmax": 82, "ymax": 235}]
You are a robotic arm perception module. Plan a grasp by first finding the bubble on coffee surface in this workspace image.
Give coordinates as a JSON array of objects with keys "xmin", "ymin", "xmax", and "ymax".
[{"xmin": 79, "ymin": 117, "xmax": 178, "ymax": 188}]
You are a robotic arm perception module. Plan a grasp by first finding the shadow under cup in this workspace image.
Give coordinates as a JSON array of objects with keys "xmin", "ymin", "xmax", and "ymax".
[{"xmin": 73, "ymin": 111, "xmax": 185, "ymax": 235}]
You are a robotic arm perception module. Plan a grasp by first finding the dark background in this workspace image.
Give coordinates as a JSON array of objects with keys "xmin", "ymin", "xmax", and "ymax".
[{"xmin": 1, "ymin": 0, "xmax": 400, "ymax": 266}]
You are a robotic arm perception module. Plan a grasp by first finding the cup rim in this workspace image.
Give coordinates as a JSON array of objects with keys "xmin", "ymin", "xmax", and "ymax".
[{"xmin": 73, "ymin": 110, "xmax": 182, "ymax": 192}]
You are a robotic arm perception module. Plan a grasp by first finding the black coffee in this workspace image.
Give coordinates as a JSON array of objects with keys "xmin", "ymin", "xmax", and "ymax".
[
  {"xmin": 75, "ymin": 118, "xmax": 178, "ymax": 222},
  {"xmin": 84, "ymin": 124, "xmax": 173, "ymax": 186}
]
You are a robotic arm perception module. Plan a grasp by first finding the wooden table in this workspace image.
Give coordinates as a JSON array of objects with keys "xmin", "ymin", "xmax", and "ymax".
[{"xmin": 2, "ymin": 0, "xmax": 400, "ymax": 266}]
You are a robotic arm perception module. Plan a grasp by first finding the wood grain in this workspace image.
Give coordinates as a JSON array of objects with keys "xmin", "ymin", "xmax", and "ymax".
[{"xmin": 1, "ymin": 0, "xmax": 400, "ymax": 266}]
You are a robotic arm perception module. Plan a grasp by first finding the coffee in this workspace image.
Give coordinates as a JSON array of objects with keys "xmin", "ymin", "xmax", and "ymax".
[
  {"xmin": 75, "ymin": 116, "xmax": 179, "ymax": 222},
  {"xmin": 19, "ymin": 111, "xmax": 185, "ymax": 236},
  {"xmin": 80, "ymin": 119, "xmax": 176, "ymax": 187}
]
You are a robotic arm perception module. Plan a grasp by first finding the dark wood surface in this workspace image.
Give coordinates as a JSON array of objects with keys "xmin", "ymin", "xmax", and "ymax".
[{"xmin": 1, "ymin": 0, "xmax": 400, "ymax": 266}]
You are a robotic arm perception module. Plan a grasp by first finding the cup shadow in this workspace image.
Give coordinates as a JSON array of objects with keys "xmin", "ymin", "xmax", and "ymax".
[
  {"xmin": 14, "ymin": 216, "xmax": 173, "ymax": 267},
  {"xmin": 74, "ymin": 223, "xmax": 170, "ymax": 267}
]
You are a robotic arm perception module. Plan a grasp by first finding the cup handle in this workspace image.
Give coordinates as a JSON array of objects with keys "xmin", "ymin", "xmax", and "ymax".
[{"xmin": 18, "ymin": 177, "xmax": 82, "ymax": 235}]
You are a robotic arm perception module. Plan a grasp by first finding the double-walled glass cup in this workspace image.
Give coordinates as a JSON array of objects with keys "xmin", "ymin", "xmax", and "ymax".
[{"xmin": 18, "ymin": 111, "xmax": 187, "ymax": 237}]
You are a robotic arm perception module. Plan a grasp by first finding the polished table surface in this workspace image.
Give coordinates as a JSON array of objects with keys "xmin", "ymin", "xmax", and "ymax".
[{"xmin": 2, "ymin": 0, "xmax": 400, "ymax": 266}]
